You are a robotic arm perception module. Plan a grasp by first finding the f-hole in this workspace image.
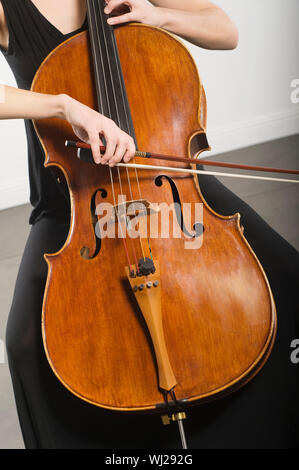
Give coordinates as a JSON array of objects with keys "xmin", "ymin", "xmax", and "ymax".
[
  {"xmin": 155, "ymin": 175, "xmax": 204, "ymax": 238},
  {"xmin": 80, "ymin": 188, "xmax": 107, "ymax": 259}
]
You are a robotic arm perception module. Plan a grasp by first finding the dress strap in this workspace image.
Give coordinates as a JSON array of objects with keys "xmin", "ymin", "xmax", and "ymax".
[{"xmin": 0, "ymin": 0, "xmax": 66, "ymax": 56}]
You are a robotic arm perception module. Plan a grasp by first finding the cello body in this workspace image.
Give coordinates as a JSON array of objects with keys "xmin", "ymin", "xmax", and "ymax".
[{"xmin": 32, "ymin": 24, "xmax": 276, "ymax": 412}]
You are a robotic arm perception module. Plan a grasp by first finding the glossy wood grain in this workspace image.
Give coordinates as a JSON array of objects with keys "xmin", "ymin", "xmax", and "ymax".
[{"xmin": 32, "ymin": 25, "xmax": 276, "ymax": 411}]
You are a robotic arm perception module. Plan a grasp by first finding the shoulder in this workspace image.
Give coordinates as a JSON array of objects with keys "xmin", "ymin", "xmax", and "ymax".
[{"xmin": 0, "ymin": 2, "xmax": 9, "ymax": 50}]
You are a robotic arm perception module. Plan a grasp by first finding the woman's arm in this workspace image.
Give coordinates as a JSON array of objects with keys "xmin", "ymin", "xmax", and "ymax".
[
  {"xmin": 0, "ymin": 84, "xmax": 136, "ymax": 166},
  {"xmin": 0, "ymin": 85, "xmax": 67, "ymax": 120},
  {"xmin": 0, "ymin": 3, "xmax": 135, "ymax": 166},
  {"xmin": 105, "ymin": 0, "xmax": 239, "ymax": 50}
]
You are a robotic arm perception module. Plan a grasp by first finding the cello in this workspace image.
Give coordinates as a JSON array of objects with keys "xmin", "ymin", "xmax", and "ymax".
[{"xmin": 31, "ymin": 0, "xmax": 276, "ymax": 447}]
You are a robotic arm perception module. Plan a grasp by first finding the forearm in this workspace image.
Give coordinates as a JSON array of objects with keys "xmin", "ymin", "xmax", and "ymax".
[
  {"xmin": 155, "ymin": 7, "xmax": 238, "ymax": 49},
  {"xmin": 0, "ymin": 84, "xmax": 67, "ymax": 120},
  {"xmin": 0, "ymin": 84, "xmax": 136, "ymax": 165},
  {"xmin": 106, "ymin": 0, "xmax": 239, "ymax": 50}
]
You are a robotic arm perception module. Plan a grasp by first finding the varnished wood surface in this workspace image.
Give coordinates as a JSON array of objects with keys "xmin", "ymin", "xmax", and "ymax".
[{"xmin": 32, "ymin": 25, "xmax": 276, "ymax": 411}]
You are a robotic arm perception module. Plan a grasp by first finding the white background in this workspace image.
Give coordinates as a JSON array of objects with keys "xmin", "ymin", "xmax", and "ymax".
[{"xmin": 0, "ymin": 0, "xmax": 299, "ymax": 210}]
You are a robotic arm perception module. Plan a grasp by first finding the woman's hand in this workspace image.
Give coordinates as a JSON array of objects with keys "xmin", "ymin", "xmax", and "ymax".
[
  {"xmin": 62, "ymin": 95, "xmax": 136, "ymax": 167},
  {"xmin": 104, "ymin": 0, "xmax": 162, "ymax": 28},
  {"xmin": 104, "ymin": 0, "xmax": 238, "ymax": 50},
  {"xmin": 0, "ymin": 86, "xmax": 135, "ymax": 167}
]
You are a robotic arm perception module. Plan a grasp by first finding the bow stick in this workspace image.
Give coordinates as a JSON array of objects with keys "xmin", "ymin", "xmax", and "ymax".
[{"xmin": 65, "ymin": 140, "xmax": 299, "ymax": 184}]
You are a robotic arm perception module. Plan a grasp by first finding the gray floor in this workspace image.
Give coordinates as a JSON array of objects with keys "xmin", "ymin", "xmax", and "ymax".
[
  {"xmin": 0, "ymin": 203, "xmax": 31, "ymax": 449},
  {"xmin": 0, "ymin": 135, "xmax": 298, "ymax": 449}
]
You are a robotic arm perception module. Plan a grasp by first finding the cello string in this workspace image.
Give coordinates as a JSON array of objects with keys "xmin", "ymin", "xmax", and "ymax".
[
  {"xmin": 125, "ymin": 167, "xmax": 133, "ymax": 200},
  {"xmin": 93, "ymin": 0, "xmax": 121, "ymax": 206},
  {"xmin": 96, "ymin": 3, "xmax": 131, "ymax": 205},
  {"xmin": 115, "ymin": 165, "xmax": 141, "ymax": 266},
  {"xmin": 133, "ymin": 163, "xmax": 154, "ymax": 263},
  {"xmin": 102, "ymin": 0, "xmax": 149, "ymax": 257},
  {"xmin": 96, "ymin": 0, "xmax": 140, "ymax": 271},
  {"xmin": 86, "ymin": 0, "xmax": 104, "ymax": 113},
  {"xmin": 109, "ymin": 167, "xmax": 134, "ymax": 271},
  {"xmin": 108, "ymin": 17, "xmax": 143, "ymax": 199},
  {"xmin": 122, "ymin": 166, "xmax": 140, "ymax": 273},
  {"xmin": 116, "ymin": 167, "xmax": 123, "ymax": 195},
  {"xmin": 116, "ymin": 167, "xmax": 141, "ymax": 269},
  {"xmin": 97, "ymin": 1, "xmax": 126, "ymax": 195},
  {"xmin": 96, "ymin": 2, "xmax": 126, "ymax": 204},
  {"xmin": 92, "ymin": 0, "xmax": 112, "ymax": 117},
  {"xmin": 101, "ymin": 3, "xmax": 145, "ymax": 272},
  {"xmin": 107, "ymin": 9, "xmax": 153, "ymax": 263},
  {"xmin": 91, "ymin": 0, "xmax": 134, "ymax": 270},
  {"xmin": 99, "ymin": 1, "xmax": 149, "ymax": 266}
]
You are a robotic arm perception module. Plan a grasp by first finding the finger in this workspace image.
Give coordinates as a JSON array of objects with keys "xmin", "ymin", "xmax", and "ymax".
[
  {"xmin": 89, "ymin": 134, "xmax": 103, "ymax": 164},
  {"xmin": 122, "ymin": 149, "xmax": 133, "ymax": 164},
  {"xmin": 104, "ymin": 0, "xmax": 130, "ymax": 14},
  {"xmin": 108, "ymin": 142, "xmax": 127, "ymax": 167},
  {"xmin": 107, "ymin": 12, "xmax": 133, "ymax": 26},
  {"xmin": 101, "ymin": 137, "xmax": 117, "ymax": 164},
  {"xmin": 123, "ymin": 142, "xmax": 136, "ymax": 163}
]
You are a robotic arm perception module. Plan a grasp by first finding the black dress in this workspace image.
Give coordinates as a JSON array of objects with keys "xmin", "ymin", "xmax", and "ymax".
[{"xmin": 1, "ymin": 0, "xmax": 299, "ymax": 449}]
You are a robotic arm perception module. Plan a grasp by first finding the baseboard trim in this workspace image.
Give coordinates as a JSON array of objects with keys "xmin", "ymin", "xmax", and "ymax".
[{"xmin": 0, "ymin": 178, "xmax": 29, "ymax": 211}]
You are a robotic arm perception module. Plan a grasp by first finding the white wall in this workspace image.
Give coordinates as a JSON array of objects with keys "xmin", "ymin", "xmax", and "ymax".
[
  {"xmin": 0, "ymin": 0, "xmax": 299, "ymax": 210},
  {"xmin": 189, "ymin": 0, "xmax": 299, "ymax": 154},
  {"xmin": 0, "ymin": 66, "xmax": 29, "ymax": 210}
]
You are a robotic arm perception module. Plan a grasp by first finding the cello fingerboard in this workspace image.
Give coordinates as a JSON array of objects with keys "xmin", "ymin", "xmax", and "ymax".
[{"xmin": 86, "ymin": 0, "xmax": 138, "ymax": 145}]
